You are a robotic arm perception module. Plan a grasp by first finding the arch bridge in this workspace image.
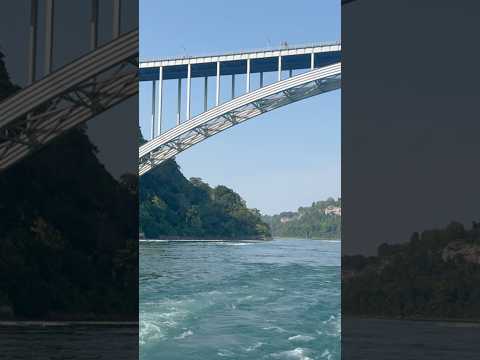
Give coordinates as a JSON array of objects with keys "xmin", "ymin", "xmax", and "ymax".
[
  {"xmin": 139, "ymin": 43, "xmax": 341, "ymax": 176},
  {"xmin": 0, "ymin": 0, "xmax": 138, "ymax": 172}
]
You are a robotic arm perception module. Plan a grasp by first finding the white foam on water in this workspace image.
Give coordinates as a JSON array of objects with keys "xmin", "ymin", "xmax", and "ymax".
[
  {"xmin": 322, "ymin": 315, "xmax": 335, "ymax": 324},
  {"xmin": 288, "ymin": 334, "xmax": 315, "ymax": 342},
  {"xmin": 139, "ymin": 320, "xmax": 164, "ymax": 345},
  {"xmin": 217, "ymin": 349, "xmax": 235, "ymax": 357},
  {"xmin": 263, "ymin": 325, "xmax": 288, "ymax": 333},
  {"xmin": 271, "ymin": 347, "xmax": 314, "ymax": 360},
  {"xmin": 214, "ymin": 242, "xmax": 257, "ymax": 246},
  {"xmin": 321, "ymin": 349, "xmax": 332, "ymax": 359},
  {"xmin": 140, "ymin": 239, "xmax": 169, "ymax": 243},
  {"xmin": 140, "ymin": 298, "xmax": 196, "ymax": 345},
  {"xmin": 245, "ymin": 342, "xmax": 264, "ymax": 352},
  {"xmin": 174, "ymin": 329, "xmax": 193, "ymax": 339},
  {"xmin": 321, "ymin": 313, "xmax": 341, "ymax": 337},
  {"xmin": 237, "ymin": 295, "xmax": 254, "ymax": 303}
]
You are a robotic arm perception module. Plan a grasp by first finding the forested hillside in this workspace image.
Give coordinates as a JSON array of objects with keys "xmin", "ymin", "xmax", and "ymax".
[
  {"xmin": 262, "ymin": 197, "xmax": 341, "ymax": 239},
  {"xmin": 139, "ymin": 159, "xmax": 271, "ymax": 240},
  {"xmin": 343, "ymin": 220, "xmax": 480, "ymax": 319}
]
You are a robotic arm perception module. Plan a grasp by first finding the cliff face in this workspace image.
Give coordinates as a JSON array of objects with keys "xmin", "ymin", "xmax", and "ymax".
[{"xmin": 442, "ymin": 241, "xmax": 480, "ymax": 264}]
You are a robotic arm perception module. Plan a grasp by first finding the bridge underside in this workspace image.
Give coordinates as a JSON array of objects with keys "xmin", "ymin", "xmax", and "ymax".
[
  {"xmin": 0, "ymin": 30, "xmax": 138, "ymax": 172},
  {"xmin": 139, "ymin": 50, "xmax": 341, "ymax": 81},
  {"xmin": 139, "ymin": 62, "xmax": 340, "ymax": 176}
]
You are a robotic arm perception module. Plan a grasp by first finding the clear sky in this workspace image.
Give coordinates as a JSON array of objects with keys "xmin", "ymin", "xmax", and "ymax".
[{"xmin": 139, "ymin": 0, "xmax": 340, "ymax": 215}]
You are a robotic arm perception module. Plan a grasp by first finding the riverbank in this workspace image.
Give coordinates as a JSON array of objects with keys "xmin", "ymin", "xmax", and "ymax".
[
  {"xmin": 141, "ymin": 235, "xmax": 272, "ymax": 241},
  {"xmin": 274, "ymin": 236, "xmax": 340, "ymax": 241}
]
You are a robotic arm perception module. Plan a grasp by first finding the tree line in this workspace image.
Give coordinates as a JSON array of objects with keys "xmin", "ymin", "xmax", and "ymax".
[
  {"xmin": 343, "ymin": 220, "xmax": 480, "ymax": 319},
  {"xmin": 262, "ymin": 197, "xmax": 341, "ymax": 239},
  {"xmin": 139, "ymin": 158, "xmax": 271, "ymax": 240}
]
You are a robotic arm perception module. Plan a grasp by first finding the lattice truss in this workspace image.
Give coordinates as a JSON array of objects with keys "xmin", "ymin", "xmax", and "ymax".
[
  {"xmin": 0, "ymin": 35, "xmax": 138, "ymax": 171},
  {"xmin": 140, "ymin": 72, "xmax": 340, "ymax": 175}
]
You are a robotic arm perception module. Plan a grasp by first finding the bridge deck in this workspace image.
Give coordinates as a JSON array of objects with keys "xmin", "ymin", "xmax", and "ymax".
[{"xmin": 139, "ymin": 43, "xmax": 341, "ymax": 81}]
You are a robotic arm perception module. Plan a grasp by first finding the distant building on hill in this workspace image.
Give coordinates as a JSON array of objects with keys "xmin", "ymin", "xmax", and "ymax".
[
  {"xmin": 279, "ymin": 211, "xmax": 296, "ymax": 223},
  {"xmin": 324, "ymin": 206, "xmax": 341, "ymax": 216}
]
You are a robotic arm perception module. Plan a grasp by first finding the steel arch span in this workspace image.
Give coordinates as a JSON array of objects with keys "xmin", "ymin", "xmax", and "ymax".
[
  {"xmin": 139, "ymin": 62, "xmax": 340, "ymax": 176},
  {"xmin": 0, "ymin": 29, "xmax": 138, "ymax": 172}
]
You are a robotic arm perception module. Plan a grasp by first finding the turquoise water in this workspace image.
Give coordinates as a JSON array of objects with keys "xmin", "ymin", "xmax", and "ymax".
[{"xmin": 140, "ymin": 239, "xmax": 340, "ymax": 359}]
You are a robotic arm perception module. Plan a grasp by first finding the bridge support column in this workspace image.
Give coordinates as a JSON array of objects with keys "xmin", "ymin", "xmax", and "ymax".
[
  {"xmin": 44, "ymin": 0, "xmax": 54, "ymax": 76},
  {"xmin": 157, "ymin": 67, "xmax": 163, "ymax": 135},
  {"xmin": 278, "ymin": 56, "xmax": 282, "ymax": 82},
  {"xmin": 177, "ymin": 78, "xmax": 182, "ymax": 125},
  {"xmin": 246, "ymin": 58, "xmax": 251, "ymax": 92},
  {"xmin": 28, "ymin": 0, "xmax": 38, "ymax": 85},
  {"xmin": 204, "ymin": 77, "xmax": 208, "ymax": 111},
  {"xmin": 216, "ymin": 61, "xmax": 220, "ymax": 106},
  {"xmin": 289, "ymin": 69, "xmax": 293, "ymax": 77},
  {"xmin": 151, "ymin": 80, "xmax": 157, "ymax": 139},
  {"xmin": 311, "ymin": 49, "xmax": 315, "ymax": 69},
  {"xmin": 186, "ymin": 64, "xmax": 191, "ymax": 119},
  {"xmin": 90, "ymin": 0, "xmax": 99, "ymax": 50},
  {"xmin": 260, "ymin": 72, "xmax": 263, "ymax": 88},
  {"xmin": 231, "ymin": 75, "xmax": 235, "ymax": 99},
  {"xmin": 113, "ymin": 0, "xmax": 121, "ymax": 39}
]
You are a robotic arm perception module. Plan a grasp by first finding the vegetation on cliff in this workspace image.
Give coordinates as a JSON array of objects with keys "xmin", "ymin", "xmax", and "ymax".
[
  {"xmin": 262, "ymin": 197, "xmax": 341, "ymax": 239},
  {"xmin": 343, "ymin": 220, "xmax": 480, "ymax": 319},
  {"xmin": 139, "ymin": 160, "xmax": 271, "ymax": 240}
]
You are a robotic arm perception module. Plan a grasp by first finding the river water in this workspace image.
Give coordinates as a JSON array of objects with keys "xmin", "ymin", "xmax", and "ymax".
[
  {"xmin": 140, "ymin": 238, "xmax": 341, "ymax": 360},
  {"xmin": 0, "ymin": 323, "xmax": 138, "ymax": 359},
  {"xmin": 343, "ymin": 317, "xmax": 480, "ymax": 359}
]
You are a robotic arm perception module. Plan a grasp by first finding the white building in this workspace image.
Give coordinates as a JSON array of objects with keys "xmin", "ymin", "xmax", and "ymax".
[{"xmin": 324, "ymin": 206, "xmax": 341, "ymax": 216}]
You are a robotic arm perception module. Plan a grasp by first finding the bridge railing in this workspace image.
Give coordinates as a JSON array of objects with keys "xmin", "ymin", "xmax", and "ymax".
[{"xmin": 140, "ymin": 41, "xmax": 341, "ymax": 64}]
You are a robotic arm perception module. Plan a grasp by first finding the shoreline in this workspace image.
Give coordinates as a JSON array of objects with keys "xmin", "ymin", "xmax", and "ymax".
[
  {"xmin": 140, "ymin": 239, "xmax": 270, "ymax": 242},
  {"xmin": 274, "ymin": 236, "xmax": 341, "ymax": 241},
  {"xmin": 140, "ymin": 235, "xmax": 271, "ymax": 241},
  {"xmin": 140, "ymin": 237, "xmax": 339, "ymax": 242}
]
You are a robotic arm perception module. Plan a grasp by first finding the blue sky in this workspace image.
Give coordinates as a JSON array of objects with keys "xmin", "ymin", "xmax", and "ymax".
[{"xmin": 140, "ymin": 0, "xmax": 340, "ymax": 215}]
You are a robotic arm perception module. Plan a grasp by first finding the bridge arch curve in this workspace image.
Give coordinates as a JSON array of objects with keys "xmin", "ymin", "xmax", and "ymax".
[
  {"xmin": 0, "ymin": 29, "xmax": 138, "ymax": 171},
  {"xmin": 0, "ymin": 0, "xmax": 138, "ymax": 173},
  {"xmin": 139, "ymin": 62, "xmax": 340, "ymax": 176}
]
